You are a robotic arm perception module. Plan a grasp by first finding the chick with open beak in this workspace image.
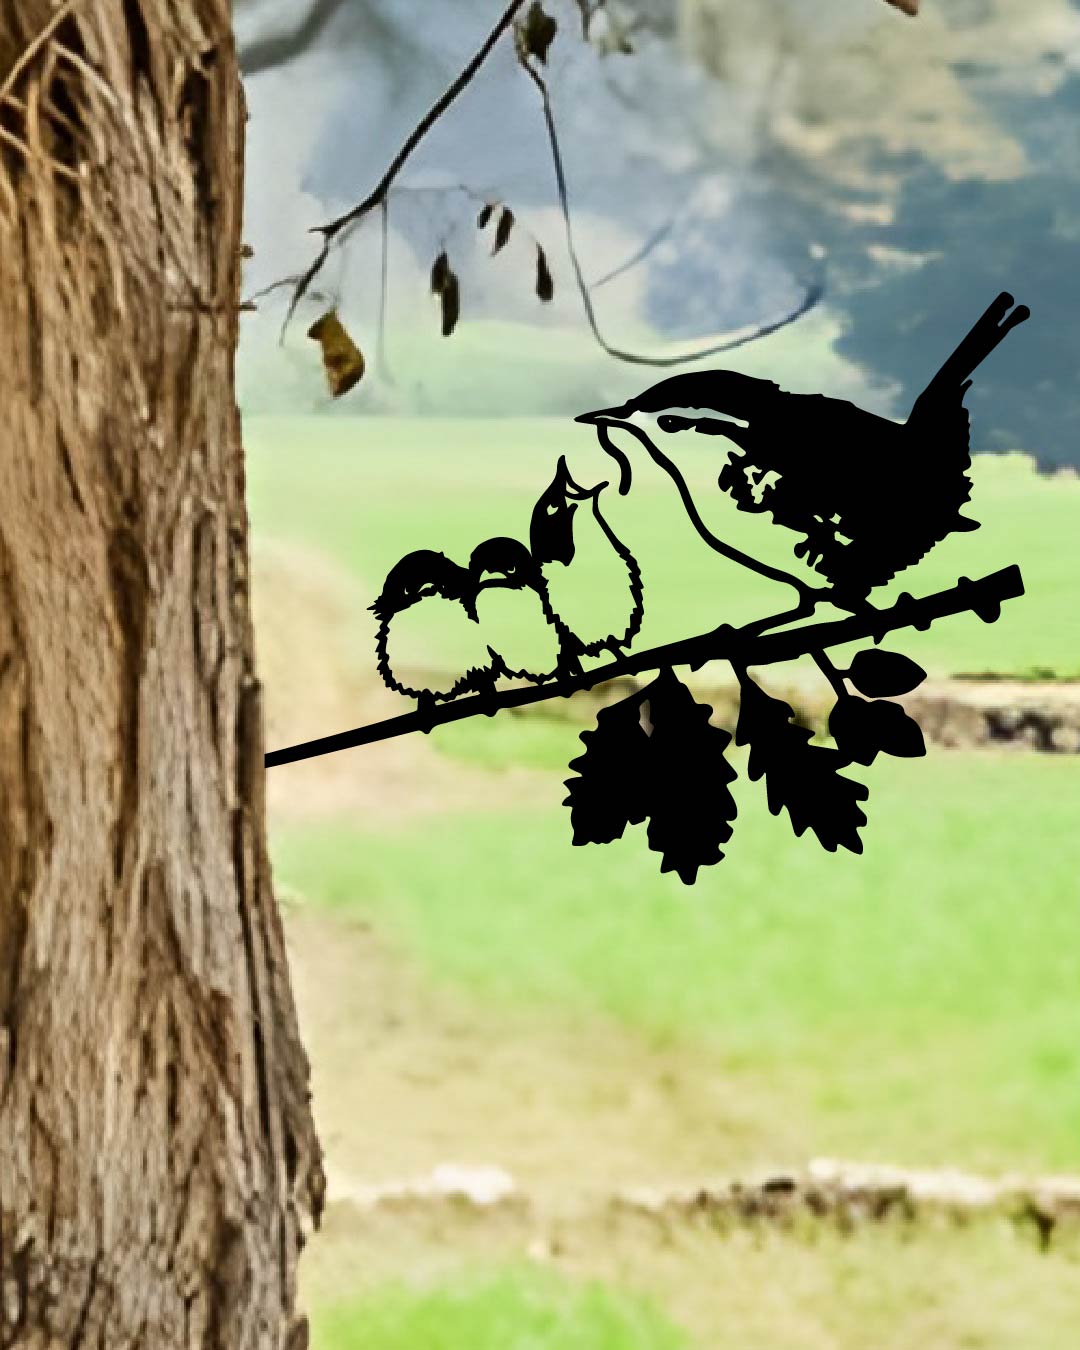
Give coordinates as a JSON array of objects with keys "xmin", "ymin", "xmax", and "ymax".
[{"xmin": 528, "ymin": 455, "xmax": 644, "ymax": 674}]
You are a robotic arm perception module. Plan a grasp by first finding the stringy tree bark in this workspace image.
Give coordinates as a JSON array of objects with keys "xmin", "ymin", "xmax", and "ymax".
[{"xmin": 0, "ymin": 2, "xmax": 324, "ymax": 1345}]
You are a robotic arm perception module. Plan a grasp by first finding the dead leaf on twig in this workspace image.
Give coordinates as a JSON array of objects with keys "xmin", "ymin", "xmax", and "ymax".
[{"xmin": 307, "ymin": 309, "xmax": 365, "ymax": 397}]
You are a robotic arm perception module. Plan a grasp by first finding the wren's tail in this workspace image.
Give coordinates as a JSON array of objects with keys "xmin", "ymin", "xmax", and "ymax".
[{"xmin": 909, "ymin": 292, "xmax": 1029, "ymax": 421}]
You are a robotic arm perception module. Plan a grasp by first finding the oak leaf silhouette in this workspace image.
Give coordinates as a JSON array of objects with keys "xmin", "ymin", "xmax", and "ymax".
[
  {"xmin": 563, "ymin": 686, "xmax": 651, "ymax": 846},
  {"xmin": 736, "ymin": 679, "xmax": 868, "ymax": 853},
  {"xmin": 564, "ymin": 669, "xmax": 736, "ymax": 884},
  {"xmin": 639, "ymin": 668, "xmax": 738, "ymax": 884}
]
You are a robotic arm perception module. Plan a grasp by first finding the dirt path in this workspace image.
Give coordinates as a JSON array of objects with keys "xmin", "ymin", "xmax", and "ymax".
[{"xmin": 283, "ymin": 904, "xmax": 798, "ymax": 1217}]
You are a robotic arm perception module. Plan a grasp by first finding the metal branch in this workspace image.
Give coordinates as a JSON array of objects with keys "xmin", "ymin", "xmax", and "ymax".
[{"xmin": 264, "ymin": 564, "xmax": 1023, "ymax": 768}]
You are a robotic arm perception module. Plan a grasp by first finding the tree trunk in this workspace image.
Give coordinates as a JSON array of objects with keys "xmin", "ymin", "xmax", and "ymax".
[{"xmin": 0, "ymin": 3, "xmax": 325, "ymax": 1345}]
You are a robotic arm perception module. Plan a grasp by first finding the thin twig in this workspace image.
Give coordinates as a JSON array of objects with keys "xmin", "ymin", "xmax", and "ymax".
[
  {"xmin": 244, "ymin": 274, "xmax": 305, "ymax": 306},
  {"xmin": 518, "ymin": 53, "xmax": 825, "ymax": 366},
  {"xmin": 376, "ymin": 195, "xmax": 393, "ymax": 381},
  {"xmin": 590, "ymin": 217, "xmax": 676, "ymax": 289},
  {"xmin": 264, "ymin": 564, "xmax": 1023, "ymax": 768},
  {"xmin": 262, "ymin": 1, "xmax": 822, "ymax": 367},
  {"xmin": 281, "ymin": 0, "xmax": 530, "ymax": 331}
]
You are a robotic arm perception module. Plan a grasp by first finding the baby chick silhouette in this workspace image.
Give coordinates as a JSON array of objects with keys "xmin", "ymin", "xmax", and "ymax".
[
  {"xmin": 469, "ymin": 536, "xmax": 562, "ymax": 683},
  {"xmin": 370, "ymin": 548, "xmax": 495, "ymax": 728},
  {"xmin": 576, "ymin": 291, "xmax": 1029, "ymax": 614},
  {"xmin": 529, "ymin": 456, "xmax": 644, "ymax": 675}
]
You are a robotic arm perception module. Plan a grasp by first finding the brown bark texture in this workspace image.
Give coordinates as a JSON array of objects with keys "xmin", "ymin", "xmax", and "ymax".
[{"xmin": 0, "ymin": 1, "xmax": 325, "ymax": 1345}]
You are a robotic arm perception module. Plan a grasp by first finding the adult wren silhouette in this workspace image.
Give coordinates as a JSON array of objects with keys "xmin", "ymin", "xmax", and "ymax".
[{"xmin": 576, "ymin": 292, "xmax": 1029, "ymax": 613}]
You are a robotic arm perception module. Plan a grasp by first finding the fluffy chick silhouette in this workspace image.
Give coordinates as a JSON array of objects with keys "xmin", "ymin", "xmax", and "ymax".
[
  {"xmin": 576, "ymin": 292, "xmax": 1029, "ymax": 612},
  {"xmin": 468, "ymin": 536, "xmax": 561, "ymax": 683},
  {"xmin": 529, "ymin": 456, "xmax": 645, "ymax": 674},
  {"xmin": 371, "ymin": 549, "xmax": 495, "ymax": 724}
]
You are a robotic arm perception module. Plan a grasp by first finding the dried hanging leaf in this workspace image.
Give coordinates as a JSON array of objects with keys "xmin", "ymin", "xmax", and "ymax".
[
  {"xmin": 884, "ymin": 0, "xmax": 918, "ymax": 14},
  {"xmin": 493, "ymin": 207, "xmax": 515, "ymax": 255},
  {"xmin": 520, "ymin": 2, "xmax": 558, "ymax": 63},
  {"xmin": 535, "ymin": 243, "xmax": 554, "ymax": 302},
  {"xmin": 430, "ymin": 250, "xmax": 450, "ymax": 295},
  {"xmin": 439, "ymin": 270, "xmax": 460, "ymax": 336},
  {"xmin": 307, "ymin": 309, "xmax": 365, "ymax": 398},
  {"xmin": 477, "ymin": 203, "xmax": 494, "ymax": 229}
]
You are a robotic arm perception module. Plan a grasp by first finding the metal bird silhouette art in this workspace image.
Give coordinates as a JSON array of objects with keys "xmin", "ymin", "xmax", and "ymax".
[
  {"xmin": 370, "ymin": 549, "xmax": 495, "ymax": 727},
  {"xmin": 371, "ymin": 459, "xmax": 645, "ymax": 720},
  {"xmin": 469, "ymin": 536, "xmax": 562, "ymax": 683},
  {"xmin": 277, "ymin": 293, "xmax": 1029, "ymax": 886},
  {"xmin": 576, "ymin": 292, "xmax": 1030, "ymax": 613},
  {"xmin": 529, "ymin": 456, "xmax": 645, "ymax": 675}
]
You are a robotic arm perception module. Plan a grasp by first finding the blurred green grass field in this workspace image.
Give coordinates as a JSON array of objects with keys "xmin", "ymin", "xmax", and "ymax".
[
  {"xmin": 246, "ymin": 417, "xmax": 1080, "ymax": 677},
  {"xmin": 273, "ymin": 746, "xmax": 1080, "ymax": 1173},
  {"xmin": 306, "ymin": 1229, "xmax": 1080, "ymax": 1350},
  {"xmin": 312, "ymin": 1267, "xmax": 690, "ymax": 1350}
]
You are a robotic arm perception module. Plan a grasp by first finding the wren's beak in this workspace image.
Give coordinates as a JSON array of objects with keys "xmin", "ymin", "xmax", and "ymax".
[
  {"xmin": 575, "ymin": 405, "xmax": 637, "ymax": 495},
  {"xmin": 574, "ymin": 403, "xmax": 634, "ymax": 427}
]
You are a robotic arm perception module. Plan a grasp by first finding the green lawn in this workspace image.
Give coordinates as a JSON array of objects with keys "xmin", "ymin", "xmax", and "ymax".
[
  {"xmin": 312, "ymin": 1267, "xmax": 689, "ymax": 1350},
  {"xmin": 306, "ymin": 1227, "xmax": 1080, "ymax": 1350},
  {"xmin": 272, "ymin": 747, "xmax": 1080, "ymax": 1172},
  {"xmin": 246, "ymin": 417, "xmax": 1080, "ymax": 678}
]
